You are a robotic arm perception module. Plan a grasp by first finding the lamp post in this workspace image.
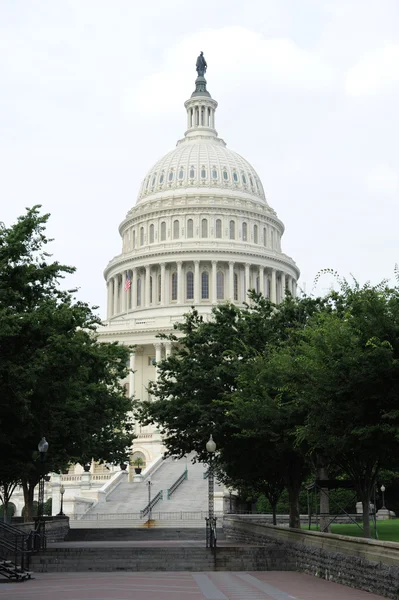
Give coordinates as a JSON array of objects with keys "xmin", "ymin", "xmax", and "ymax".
[
  {"xmin": 381, "ymin": 485, "xmax": 386, "ymax": 509},
  {"xmin": 206, "ymin": 434, "xmax": 217, "ymax": 549},
  {"xmin": 36, "ymin": 437, "xmax": 49, "ymax": 549},
  {"xmin": 58, "ymin": 485, "xmax": 65, "ymax": 516},
  {"xmin": 147, "ymin": 480, "xmax": 153, "ymax": 524}
]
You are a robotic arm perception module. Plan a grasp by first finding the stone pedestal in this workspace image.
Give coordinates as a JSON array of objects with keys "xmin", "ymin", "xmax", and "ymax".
[
  {"xmin": 376, "ymin": 508, "xmax": 395, "ymax": 520},
  {"xmin": 133, "ymin": 474, "xmax": 143, "ymax": 483}
]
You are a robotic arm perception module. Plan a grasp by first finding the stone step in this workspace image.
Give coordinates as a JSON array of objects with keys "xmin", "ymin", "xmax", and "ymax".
[
  {"xmin": 67, "ymin": 527, "xmax": 225, "ymax": 541},
  {"xmin": 30, "ymin": 546, "xmax": 286, "ymax": 572}
]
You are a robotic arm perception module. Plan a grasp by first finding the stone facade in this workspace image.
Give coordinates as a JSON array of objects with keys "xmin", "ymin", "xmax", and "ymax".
[{"xmin": 223, "ymin": 516, "xmax": 399, "ymax": 599}]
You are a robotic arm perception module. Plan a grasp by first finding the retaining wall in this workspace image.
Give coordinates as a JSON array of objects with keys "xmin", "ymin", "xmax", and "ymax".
[{"xmin": 223, "ymin": 516, "xmax": 399, "ymax": 599}]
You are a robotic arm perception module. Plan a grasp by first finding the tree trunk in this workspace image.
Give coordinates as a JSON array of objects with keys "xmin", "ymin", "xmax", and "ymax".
[
  {"xmin": 318, "ymin": 465, "xmax": 331, "ymax": 533},
  {"xmin": 22, "ymin": 480, "xmax": 35, "ymax": 522},
  {"xmin": 287, "ymin": 483, "xmax": 301, "ymax": 528},
  {"xmin": 271, "ymin": 502, "xmax": 277, "ymax": 526},
  {"xmin": 361, "ymin": 494, "xmax": 371, "ymax": 538}
]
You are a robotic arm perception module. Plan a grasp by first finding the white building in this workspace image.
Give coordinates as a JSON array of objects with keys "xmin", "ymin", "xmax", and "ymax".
[{"xmin": 99, "ymin": 61, "xmax": 300, "ymax": 469}]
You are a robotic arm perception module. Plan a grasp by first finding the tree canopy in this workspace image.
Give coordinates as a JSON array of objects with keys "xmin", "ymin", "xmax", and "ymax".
[{"xmin": 0, "ymin": 207, "xmax": 134, "ymax": 519}]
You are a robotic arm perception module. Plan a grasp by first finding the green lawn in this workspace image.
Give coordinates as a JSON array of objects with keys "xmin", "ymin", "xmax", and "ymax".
[{"xmin": 306, "ymin": 519, "xmax": 399, "ymax": 541}]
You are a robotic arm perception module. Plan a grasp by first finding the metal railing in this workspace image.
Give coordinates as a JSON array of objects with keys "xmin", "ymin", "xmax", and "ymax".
[
  {"xmin": 140, "ymin": 491, "xmax": 163, "ymax": 518},
  {"xmin": 71, "ymin": 510, "xmax": 225, "ymax": 521},
  {"xmin": 167, "ymin": 468, "xmax": 188, "ymax": 499},
  {"xmin": 0, "ymin": 521, "xmax": 40, "ymax": 580}
]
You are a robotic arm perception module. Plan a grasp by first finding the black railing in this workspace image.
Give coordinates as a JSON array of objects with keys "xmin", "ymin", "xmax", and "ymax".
[
  {"xmin": 0, "ymin": 521, "xmax": 38, "ymax": 580},
  {"xmin": 140, "ymin": 490, "xmax": 163, "ymax": 518},
  {"xmin": 167, "ymin": 468, "xmax": 188, "ymax": 499}
]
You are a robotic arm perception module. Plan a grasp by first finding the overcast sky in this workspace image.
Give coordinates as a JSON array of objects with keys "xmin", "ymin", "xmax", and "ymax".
[{"xmin": 1, "ymin": 1, "xmax": 398, "ymax": 317}]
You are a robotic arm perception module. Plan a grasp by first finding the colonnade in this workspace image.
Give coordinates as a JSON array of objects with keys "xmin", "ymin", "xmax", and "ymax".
[{"xmin": 107, "ymin": 260, "xmax": 297, "ymax": 319}]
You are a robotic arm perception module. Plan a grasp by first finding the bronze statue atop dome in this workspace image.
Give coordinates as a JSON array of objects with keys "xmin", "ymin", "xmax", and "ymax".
[{"xmin": 196, "ymin": 52, "xmax": 207, "ymax": 77}]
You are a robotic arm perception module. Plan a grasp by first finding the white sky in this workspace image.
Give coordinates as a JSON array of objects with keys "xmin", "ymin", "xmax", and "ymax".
[{"xmin": 1, "ymin": 0, "xmax": 398, "ymax": 317}]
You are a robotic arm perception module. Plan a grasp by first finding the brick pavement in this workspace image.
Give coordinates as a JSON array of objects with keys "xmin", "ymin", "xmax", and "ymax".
[{"xmin": 0, "ymin": 571, "xmax": 386, "ymax": 599}]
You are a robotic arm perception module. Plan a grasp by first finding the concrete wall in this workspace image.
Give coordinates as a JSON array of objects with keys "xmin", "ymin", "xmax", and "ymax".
[
  {"xmin": 223, "ymin": 516, "xmax": 399, "ymax": 599},
  {"xmin": 13, "ymin": 517, "xmax": 70, "ymax": 542}
]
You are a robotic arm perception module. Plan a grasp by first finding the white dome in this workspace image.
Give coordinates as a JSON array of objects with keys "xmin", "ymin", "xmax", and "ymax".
[{"xmin": 137, "ymin": 138, "xmax": 267, "ymax": 205}]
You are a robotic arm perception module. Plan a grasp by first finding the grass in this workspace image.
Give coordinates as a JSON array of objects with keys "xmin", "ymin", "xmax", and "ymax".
[{"xmin": 306, "ymin": 518, "xmax": 399, "ymax": 541}]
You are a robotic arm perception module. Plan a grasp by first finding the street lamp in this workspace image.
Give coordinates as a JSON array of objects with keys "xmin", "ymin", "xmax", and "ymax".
[
  {"xmin": 380, "ymin": 485, "xmax": 386, "ymax": 509},
  {"xmin": 206, "ymin": 434, "xmax": 217, "ymax": 549},
  {"xmin": 58, "ymin": 485, "xmax": 65, "ymax": 516},
  {"xmin": 36, "ymin": 437, "xmax": 49, "ymax": 549}
]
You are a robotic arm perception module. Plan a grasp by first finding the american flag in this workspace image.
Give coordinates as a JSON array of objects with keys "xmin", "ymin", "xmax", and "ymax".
[{"xmin": 124, "ymin": 272, "xmax": 131, "ymax": 291}]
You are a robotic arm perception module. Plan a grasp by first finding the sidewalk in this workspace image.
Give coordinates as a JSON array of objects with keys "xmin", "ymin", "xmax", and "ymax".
[{"xmin": 0, "ymin": 571, "xmax": 386, "ymax": 599}]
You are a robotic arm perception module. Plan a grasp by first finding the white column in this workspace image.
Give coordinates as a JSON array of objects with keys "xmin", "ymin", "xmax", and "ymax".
[
  {"xmin": 229, "ymin": 261, "xmax": 234, "ymax": 301},
  {"xmin": 260, "ymin": 266, "xmax": 265, "ymax": 296},
  {"xmin": 194, "ymin": 260, "xmax": 200, "ymax": 303},
  {"xmin": 293, "ymin": 279, "xmax": 297, "ymax": 297},
  {"xmin": 121, "ymin": 271, "xmax": 127, "ymax": 313},
  {"xmin": 155, "ymin": 342, "xmax": 162, "ymax": 380},
  {"xmin": 165, "ymin": 342, "xmax": 172, "ymax": 358},
  {"xmin": 271, "ymin": 269, "xmax": 277, "ymax": 303},
  {"xmin": 245, "ymin": 263, "xmax": 250, "ymax": 300},
  {"xmin": 107, "ymin": 280, "xmax": 113, "ymax": 319},
  {"xmin": 281, "ymin": 272, "xmax": 286, "ymax": 300},
  {"xmin": 113, "ymin": 275, "xmax": 119, "ymax": 316},
  {"xmin": 286, "ymin": 275, "xmax": 291, "ymax": 296},
  {"xmin": 212, "ymin": 261, "xmax": 217, "ymax": 303},
  {"xmin": 177, "ymin": 261, "xmax": 183, "ymax": 303},
  {"xmin": 129, "ymin": 352, "xmax": 135, "ymax": 397},
  {"xmin": 160, "ymin": 263, "xmax": 166, "ymax": 306},
  {"xmin": 131, "ymin": 268, "xmax": 137, "ymax": 310},
  {"xmin": 145, "ymin": 265, "xmax": 150, "ymax": 308}
]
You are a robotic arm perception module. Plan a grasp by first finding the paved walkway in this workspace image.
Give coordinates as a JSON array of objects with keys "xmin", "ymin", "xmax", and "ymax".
[{"xmin": 0, "ymin": 571, "xmax": 385, "ymax": 599}]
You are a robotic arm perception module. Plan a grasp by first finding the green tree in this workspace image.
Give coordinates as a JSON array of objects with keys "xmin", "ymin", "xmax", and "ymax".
[
  {"xmin": 288, "ymin": 281, "xmax": 399, "ymax": 537},
  {"xmin": 0, "ymin": 207, "xmax": 134, "ymax": 520}
]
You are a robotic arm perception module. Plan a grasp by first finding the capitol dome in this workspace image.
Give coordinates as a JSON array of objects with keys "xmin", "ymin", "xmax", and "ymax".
[{"xmin": 99, "ymin": 58, "xmax": 300, "ymax": 465}]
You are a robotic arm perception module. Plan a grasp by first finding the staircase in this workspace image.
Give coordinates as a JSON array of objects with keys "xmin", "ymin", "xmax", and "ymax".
[
  {"xmin": 76, "ymin": 454, "xmax": 224, "ymax": 528},
  {"xmin": 0, "ymin": 521, "xmax": 35, "ymax": 582}
]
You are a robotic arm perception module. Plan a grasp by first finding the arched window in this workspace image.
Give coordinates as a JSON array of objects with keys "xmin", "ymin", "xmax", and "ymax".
[
  {"xmin": 140, "ymin": 226, "xmax": 144, "ymax": 246},
  {"xmin": 229, "ymin": 220, "xmax": 235, "ymax": 240},
  {"xmin": 189, "ymin": 167, "xmax": 195, "ymax": 179},
  {"xmin": 263, "ymin": 227, "xmax": 267, "ymax": 247},
  {"xmin": 145, "ymin": 177, "xmax": 149, "ymax": 190},
  {"xmin": 234, "ymin": 272, "xmax": 238, "ymax": 301},
  {"xmin": 132, "ymin": 230, "xmax": 136, "ymax": 248},
  {"xmin": 187, "ymin": 219, "xmax": 193, "ymax": 238},
  {"xmin": 233, "ymin": 172, "xmax": 238, "ymax": 182},
  {"xmin": 171, "ymin": 272, "xmax": 178, "ymax": 301},
  {"xmin": 137, "ymin": 278, "xmax": 142, "ymax": 306},
  {"xmin": 249, "ymin": 175, "xmax": 254, "ymax": 187},
  {"xmin": 158, "ymin": 274, "xmax": 161, "ymax": 302},
  {"xmin": 217, "ymin": 271, "xmax": 224, "ymax": 300},
  {"xmin": 253, "ymin": 224, "xmax": 258, "ymax": 244},
  {"xmin": 150, "ymin": 276, "xmax": 153, "ymax": 303},
  {"xmin": 216, "ymin": 219, "xmax": 222, "ymax": 239},
  {"xmin": 223, "ymin": 169, "xmax": 228, "ymax": 180},
  {"xmin": 242, "ymin": 173, "xmax": 247, "ymax": 184},
  {"xmin": 201, "ymin": 218, "xmax": 208, "ymax": 238},
  {"xmin": 159, "ymin": 172, "xmax": 164, "ymax": 184},
  {"xmin": 152, "ymin": 173, "xmax": 157, "ymax": 186},
  {"xmin": 242, "ymin": 222, "xmax": 247, "ymax": 241},
  {"xmin": 168, "ymin": 170, "xmax": 174, "ymax": 182},
  {"xmin": 201, "ymin": 167, "xmax": 206, "ymax": 179},
  {"xmin": 212, "ymin": 168, "xmax": 218, "ymax": 180},
  {"xmin": 186, "ymin": 271, "xmax": 194, "ymax": 300},
  {"xmin": 173, "ymin": 220, "xmax": 179, "ymax": 239},
  {"xmin": 161, "ymin": 221, "xmax": 166, "ymax": 241},
  {"xmin": 149, "ymin": 224, "xmax": 154, "ymax": 243},
  {"xmin": 178, "ymin": 168, "xmax": 184, "ymax": 180},
  {"xmin": 201, "ymin": 272, "xmax": 209, "ymax": 299}
]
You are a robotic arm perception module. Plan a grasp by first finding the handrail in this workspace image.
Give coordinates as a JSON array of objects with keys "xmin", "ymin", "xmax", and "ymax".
[
  {"xmin": 140, "ymin": 491, "xmax": 163, "ymax": 518},
  {"xmin": 0, "ymin": 521, "xmax": 35, "ymax": 576},
  {"xmin": 167, "ymin": 468, "xmax": 188, "ymax": 499}
]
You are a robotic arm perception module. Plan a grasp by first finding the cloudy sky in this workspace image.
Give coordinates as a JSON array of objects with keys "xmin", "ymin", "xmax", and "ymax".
[{"xmin": 1, "ymin": 0, "xmax": 398, "ymax": 317}]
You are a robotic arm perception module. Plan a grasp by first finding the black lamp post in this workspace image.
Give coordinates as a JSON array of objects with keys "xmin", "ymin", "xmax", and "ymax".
[
  {"xmin": 206, "ymin": 434, "xmax": 217, "ymax": 548},
  {"xmin": 381, "ymin": 485, "xmax": 386, "ymax": 509},
  {"xmin": 36, "ymin": 437, "xmax": 49, "ymax": 549},
  {"xmin": 58, "ymin": 485, "xmax": 65, "ymax": 516},
  {"xmin": 147, "ymin": 480, "xmax": 153, "ymax": 523}
]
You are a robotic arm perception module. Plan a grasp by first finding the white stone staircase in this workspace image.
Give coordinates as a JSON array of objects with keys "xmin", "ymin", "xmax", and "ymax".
[{"xmin": 72, "ymin": 454, "xmax": 225, "ymax": 528}]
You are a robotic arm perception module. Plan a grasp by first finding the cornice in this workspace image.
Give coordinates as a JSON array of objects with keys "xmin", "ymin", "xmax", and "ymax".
[{"xmin": 104, "ymin": 247, "xmax": 300, "ymax": 279}]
